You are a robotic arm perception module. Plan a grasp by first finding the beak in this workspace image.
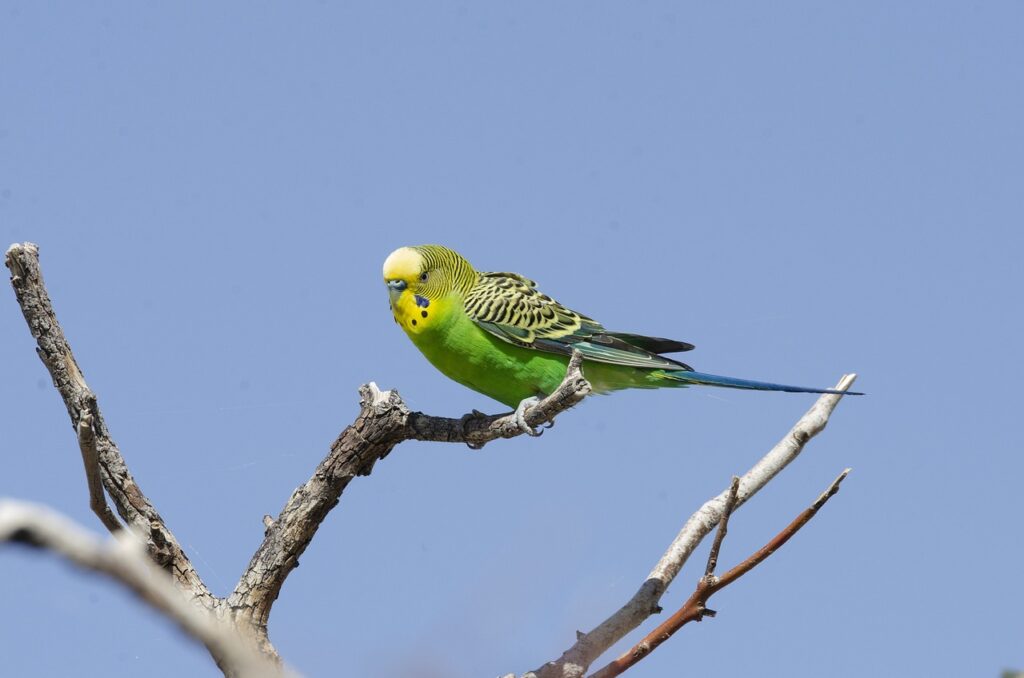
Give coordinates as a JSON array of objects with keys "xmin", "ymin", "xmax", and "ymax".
[{"xmin": 386, "ymin": 279, "xmax": 407, "ymax": 302}]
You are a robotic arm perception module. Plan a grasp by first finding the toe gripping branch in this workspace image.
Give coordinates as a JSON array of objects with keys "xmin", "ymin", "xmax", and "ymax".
[
  {"xmin": 505, "ymin": 351, "xmax": 590, "ymax": 442},
  {"xmin": 406, "ymin": 351, "xmax": 592, "ymax": 451},
  {"xmin": 514, "ymin": 397, "xmax": 545, "ymax": 437}
]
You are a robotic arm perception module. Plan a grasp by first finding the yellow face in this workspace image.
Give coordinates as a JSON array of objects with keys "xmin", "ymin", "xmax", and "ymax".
[
  {"xmin": 383, "ymin": 246, "xmax": 433, "ymax": 335},
  {"xmin": 382, "ymin": 246, "xmax": 424, "ymax": 287}
]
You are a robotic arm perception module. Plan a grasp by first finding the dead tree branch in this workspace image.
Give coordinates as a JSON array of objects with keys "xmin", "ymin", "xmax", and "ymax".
[
  {"xmin": 6, "ymin": 241, "xmax": 591, "ymax": 668},
  {"xmin": 0, "ymin": 500, "xmax": 290, "ymax": 678},
  {"xmin": 5, "ymin": 241, "xmax": 853, "ymax": 676},
  {"xmin": 527, "ymin": 372, "xmax": 858, "ymax": 678},
  {"xmin": 228, "ymin": 355, "xmax": 591, "ymax": 631},
  {"xmin": 5, "ymin": 243, "xmax": 214, "ymax": 604},
  {"xmin": 589, "ymin": 469, "xmax": 851, "ymax": 678}
]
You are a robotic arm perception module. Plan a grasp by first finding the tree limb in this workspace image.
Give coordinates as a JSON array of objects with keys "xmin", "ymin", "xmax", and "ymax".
[
  {"xmin": 5, "ymin": 243, "xmax": 213, "ymax": 604},
  {"xmin": 0, "ymin": 500, "xmax": 291, "ymax": 678},
  {"xmin": 6, "ymin": 240, "xmax": 853, "ymax": 678},
  {"xmin": 527, "ymin": 372, "xmax": 858, "ymax": 678},
  {"xmin": 6, "ymin": 241, "xmax": 593, "ymax": 668},
  {"xmin": 589, "ymin": 469, "xmax": 851, "ymax": 678},
  {"xmin": 228, "ymin": 353, "xmax": 592, "ymax": 631}
]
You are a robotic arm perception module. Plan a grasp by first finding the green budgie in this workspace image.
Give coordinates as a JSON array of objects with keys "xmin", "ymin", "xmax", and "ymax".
[{"xmin": 383, "ymin": 244, "xmax": 860, "ymax": 432}]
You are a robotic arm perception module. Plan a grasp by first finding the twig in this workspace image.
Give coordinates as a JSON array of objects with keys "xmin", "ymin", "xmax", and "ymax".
[
  {"xmin": 528, "ymin": 373, "xmax": 857, "ymax": 678},
  {"xmin": 0, "ymin": 500, "xmax": 293, "ymax": 678},
  {"xmin": 590, "ymin": 469, "xmax": 851, "ymax": 678},
  {"xmin": 703, "ymin": 476, "xmax": 739, "ymax": 578},
  {"xmin": 76, "ymin": 409, "xmax": 123, "ymax": 533},
  {"xmin": 5, "ymin": 243, "xmax": 213, "ymax": 603}
]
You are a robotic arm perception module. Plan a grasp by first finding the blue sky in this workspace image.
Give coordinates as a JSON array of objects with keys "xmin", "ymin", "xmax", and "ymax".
[{"xmin": 2, "ymin": 2, "xmax": 1021, "ymax": 676}]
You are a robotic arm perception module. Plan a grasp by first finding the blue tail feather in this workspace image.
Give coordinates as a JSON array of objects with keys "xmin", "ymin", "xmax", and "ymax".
[{"xmin": 666, "ymin": 370, "xmax": 863, "ymax": 395}]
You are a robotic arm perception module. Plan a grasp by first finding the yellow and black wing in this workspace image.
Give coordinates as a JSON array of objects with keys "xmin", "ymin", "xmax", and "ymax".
[{"xmin": 464, "ymin": 272, "xmax": 694, "ymax": 370}]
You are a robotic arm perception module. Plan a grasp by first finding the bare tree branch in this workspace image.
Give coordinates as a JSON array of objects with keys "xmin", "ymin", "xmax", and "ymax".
[
  {"xmin": 5, "ymin": 243, "xmax": 213, "ymax": 604},
  {"xmin": 6, "ymin": 241, "xmax": 593, "ymax": 669},
  {"xmin": 528, "ymin": 373, "xmax": 858, "ymax": 678},
  {"xmin": 0, "ymin": 500, "xmax": 292, "ymax": 678},
  {"xmin": 590, "ymin": 469, "xmax": 851, "ymax": 678},
  {"xmin": 6, "ymin": 240, "xmax": 854, "ymax": 678},
  {"xmin": 228, "ymin": 353, "xmax": 592, "ymax": 631}
]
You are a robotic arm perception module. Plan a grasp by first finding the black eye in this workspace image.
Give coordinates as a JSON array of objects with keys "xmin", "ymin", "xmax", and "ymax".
[{"xmin": 419, "ymin": 272, "xmax": 428, "ymax": 282}]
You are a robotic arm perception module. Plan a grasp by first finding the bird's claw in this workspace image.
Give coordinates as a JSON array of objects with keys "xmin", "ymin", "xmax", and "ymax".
[
  {"xmin": 461, "ymin": 409, "xmax": 489, "ymax": 450},
  {"xmin": 514, "ymin": 396, "xmax": 544, "ymax": 437}
]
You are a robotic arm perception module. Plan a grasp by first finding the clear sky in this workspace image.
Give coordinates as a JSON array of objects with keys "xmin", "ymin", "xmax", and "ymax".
[{"xmin": 2, "ymin": 3, "xmax": 1021, "ymax": 677}]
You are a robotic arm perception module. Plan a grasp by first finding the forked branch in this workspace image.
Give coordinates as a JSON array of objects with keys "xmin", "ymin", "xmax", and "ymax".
[
  {"xmin": 527, "ymin": 372, "xmax": 857, "ymax": 678},
  {"xmin": 8, "ymin": 239, "xmax": 592, "ymax": 660},
  {"xmin": 228, "ymin": 353, "xmax": 592, "ymax": 629},
  {"xmin": 590, "ymin": 469, "xmax": 851, "ymax": 678},
  {"xmin": 5, "ymin": 241, "xmax": 855, "ymax": 677}
]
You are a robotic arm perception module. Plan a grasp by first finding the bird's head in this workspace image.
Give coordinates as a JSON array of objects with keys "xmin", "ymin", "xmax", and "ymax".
[{"xmin": 383, "ymin": 245, "xmax": 477, "ymax": 326}]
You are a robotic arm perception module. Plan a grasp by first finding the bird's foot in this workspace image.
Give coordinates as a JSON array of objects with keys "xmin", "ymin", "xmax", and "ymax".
[{"xmin": 514, "ymin": 396, "xmax": 544, "ymax": 437}]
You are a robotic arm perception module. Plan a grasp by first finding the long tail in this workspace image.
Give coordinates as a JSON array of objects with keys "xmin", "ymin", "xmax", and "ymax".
[{"xmin": 665, "ymin": 370, "xmax": 863, "ymax": 395}]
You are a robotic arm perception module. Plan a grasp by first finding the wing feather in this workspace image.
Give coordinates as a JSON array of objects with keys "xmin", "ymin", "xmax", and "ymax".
[{"xmin": 464, "ymin": 272, "xmax": 692, "ymax": 371}]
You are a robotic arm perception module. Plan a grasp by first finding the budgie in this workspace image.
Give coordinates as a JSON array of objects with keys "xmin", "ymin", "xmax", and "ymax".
[{"xmin": 383, "ymin": 244, "xmax": 860, "ymax": 432}]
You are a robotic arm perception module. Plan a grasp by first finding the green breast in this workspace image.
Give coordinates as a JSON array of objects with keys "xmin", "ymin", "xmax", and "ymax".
[{"xmin": 408, "ymin": 298, "xmax": 570, "ymax": 408}]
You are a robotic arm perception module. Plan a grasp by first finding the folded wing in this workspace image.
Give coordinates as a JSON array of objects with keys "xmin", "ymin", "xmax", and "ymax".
[{"xmin": 465, "ymin": 272, "xmax": 693, "ymax": 371}]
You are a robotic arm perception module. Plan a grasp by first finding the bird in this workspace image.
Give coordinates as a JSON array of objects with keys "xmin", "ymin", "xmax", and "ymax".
[{"xmin": 383, "ymin": 244, "xmax": 860, "ymax": 433}]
